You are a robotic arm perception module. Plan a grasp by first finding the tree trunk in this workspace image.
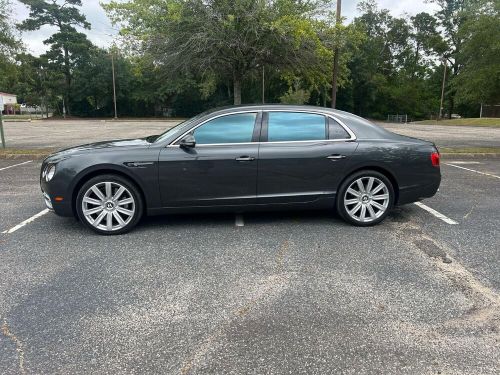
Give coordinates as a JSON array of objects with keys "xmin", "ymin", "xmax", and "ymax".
[
  {"xmin": 64, "ymin": 46, "xmax": 71, "ymax": 115},
  {"xmin": 331, "ymin": 0, "xmax": 342, "ymax": 109},
  {"xmin": 448, "ymin": 95, "xmax": 454, "ymax": 119},
  {"xmin": 414, "ymin": 44, "xmax": 420, "ymax": 78},
  {"xmin": 331, "ymin": 48, "xmax": 340, "ymax": 108},
  {"xmin": 233, "ymin": 75, "xmax": 241, "ymax": 105}
]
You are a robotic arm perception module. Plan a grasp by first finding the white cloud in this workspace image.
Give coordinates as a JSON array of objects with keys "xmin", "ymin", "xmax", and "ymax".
[{"xmin": 12, "ymin": 0, "xmax": 441, "ymax": 57}]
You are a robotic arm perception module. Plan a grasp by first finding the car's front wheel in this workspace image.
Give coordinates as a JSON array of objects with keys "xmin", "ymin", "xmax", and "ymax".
[
  {"xmin": 76, "ymin": 174, "xmax": 143, "ymax": 235},
  {"xmin": 336, "ymin": 170, "xmax": 394, "ymax": 226}
]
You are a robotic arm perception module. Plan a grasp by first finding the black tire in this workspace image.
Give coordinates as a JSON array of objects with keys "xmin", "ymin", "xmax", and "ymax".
[
  {"xmin": 336, "ymin": 170, "xmax": 395, "ymax": 226},
  {"xmin": 76, "ymin": 174, "xmax": 144, "ymax": 235}
]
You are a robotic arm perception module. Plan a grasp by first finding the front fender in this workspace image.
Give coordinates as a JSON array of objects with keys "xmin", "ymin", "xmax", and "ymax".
[{"xmin": 43, "ymin": 148, "xmax": 161, "ymax": 216}]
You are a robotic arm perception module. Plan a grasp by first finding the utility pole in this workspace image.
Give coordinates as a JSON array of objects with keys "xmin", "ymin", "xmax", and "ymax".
[
  {"xmin": 111, "ymin": 52, "xmax": 118, "ymax": 119},
  {"xmin": 438, "ymin": 57, "xmax": 447, "ymax": 120},
  {"xmin": 262, "ymin": 65, "xmax": 265, "ymax": 104},
  {"xmin": 0, "ymin": 96, "xmax": 5, "ymax": 148},
  {"xmin": 331, "ymin": 0, "xmax": 342, "ymax": 109}
]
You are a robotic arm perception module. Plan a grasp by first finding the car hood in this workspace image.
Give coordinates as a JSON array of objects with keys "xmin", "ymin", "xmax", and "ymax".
[{"xmin": 45, "ymin": 138, "xmax": 152, "ymax": 161}]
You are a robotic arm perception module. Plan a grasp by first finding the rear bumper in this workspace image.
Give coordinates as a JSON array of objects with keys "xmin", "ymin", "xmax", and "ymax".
[{"xmin": 397, "ymin": 174, "xmax": 441, "ymax": 205}]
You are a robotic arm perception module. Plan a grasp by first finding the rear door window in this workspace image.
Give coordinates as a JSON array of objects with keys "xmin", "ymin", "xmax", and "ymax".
[{"xmin": 267, "ymin": 112, "xmax": 327, "ymax": 142}]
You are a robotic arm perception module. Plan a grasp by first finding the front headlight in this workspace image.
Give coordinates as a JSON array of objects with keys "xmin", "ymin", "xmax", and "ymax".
[{"xmin": 45, "ymin": 164, "xmax": 56, "ymax": 181}]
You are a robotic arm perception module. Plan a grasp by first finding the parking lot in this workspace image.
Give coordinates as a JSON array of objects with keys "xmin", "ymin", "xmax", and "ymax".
[
  {"xmin": 1, "ymin": 121, "xmax": 499, "ymax": 374},
  {"xmin": 1, "ymin": 118, "xmax": 500, "ymax": 150}
]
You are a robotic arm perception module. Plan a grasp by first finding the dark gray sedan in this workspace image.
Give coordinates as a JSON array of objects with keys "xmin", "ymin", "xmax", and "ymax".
[{"xmin": 40, "ymin": 105, "xmax": 441, "ymax": 234}]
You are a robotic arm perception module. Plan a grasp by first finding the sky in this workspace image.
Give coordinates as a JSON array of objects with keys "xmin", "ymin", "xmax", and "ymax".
[{"xmin": 11, "ymin": 0, "xmax": 440, "ymax": 56}]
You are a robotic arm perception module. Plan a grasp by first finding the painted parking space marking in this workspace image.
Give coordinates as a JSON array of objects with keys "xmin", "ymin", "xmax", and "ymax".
[
  {"xmin": 444, "ymin": 163, "xmax": 500, "ymax": 180},
  {"xmin": 0, "ymin": 160, "xmax": 33, "ymax": 172},
  {"xmin": 235, "ymin": 214, "xmax": 244, "ymax": 227},
  {"xmin": 446, "ymin": 161, "xmax": 482, "ymax": 165},
  {"xmin": 2, "ymin": 209, "xmax": 50, "ymax": 234},
  {"xmin": 414, "ymin": 202, "xmax": 458, "ymax": 225}
]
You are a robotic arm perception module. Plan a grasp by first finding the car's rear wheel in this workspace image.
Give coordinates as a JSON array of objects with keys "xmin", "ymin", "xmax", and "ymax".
[
  {"xmin": 336, "ymin": 170, "xmax": 394, "ymax": 226},
  {"xmin": 76, "ymin": 174, "xmax": 143, "ymax": 235}
]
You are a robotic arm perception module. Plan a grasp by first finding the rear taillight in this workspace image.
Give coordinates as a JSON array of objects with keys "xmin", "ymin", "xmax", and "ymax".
[{"xmin": 431, "ymin": 151, "xmax": 440, "ymax": 167}]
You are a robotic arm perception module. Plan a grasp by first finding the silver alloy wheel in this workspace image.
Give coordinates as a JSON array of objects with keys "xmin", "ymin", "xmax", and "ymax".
[
  {"xmin": 81, "ymin": 181, "xmax": 135, "ymax": 231},
  {"xmin": 343, "ymin": 177, "xmax": 390, "ymax": 223}
]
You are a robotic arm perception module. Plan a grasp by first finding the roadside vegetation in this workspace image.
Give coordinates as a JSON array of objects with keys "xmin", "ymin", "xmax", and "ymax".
[
  {"xmin": 0, "ymin": 0, "xmax": 499, "ymax": 120},
  {"xmin": 413, "ymin": 118, "xmax": 500, "ymax": 127},
  {"xmin": 0, "ymin": 147, "xmax": 56, "ymax": 158}
]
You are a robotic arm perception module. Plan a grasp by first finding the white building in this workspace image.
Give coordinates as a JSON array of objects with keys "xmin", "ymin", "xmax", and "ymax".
[{"xmin": 0, "ymin": 92, "xmax": 17, "ymax": 114}]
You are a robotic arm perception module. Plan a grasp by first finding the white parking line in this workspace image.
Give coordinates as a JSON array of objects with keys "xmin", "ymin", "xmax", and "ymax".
[
  {"xmin": 446, "ymin": 161, "xmax": 482, "ymax": 165},
  {"xmin": 444, "ymin": 163, "xmax": 500, "ymax": 180},
  {"xmin": 235, "ymin": 214, "xmax": 244, "ymax": 227},
  {"xmin": 0, "ymin": 160, "xmax": 33, "ymax": 171},
  {"xmin": 414, "ymin": 202, "xmax": 458, "ymax": 225},
  {"xmin": 2, "ymin": 209, "xmax": 50, "ymax": 234}
]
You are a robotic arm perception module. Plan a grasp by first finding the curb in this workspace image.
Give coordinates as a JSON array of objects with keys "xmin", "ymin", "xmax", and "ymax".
[
  {"xmin": 441, "ymin": 153, "xmax": 500, "ymax": 158},
  {"xmin": 0, "ymin": 153, "xmax": 50, "ymax": 160}
]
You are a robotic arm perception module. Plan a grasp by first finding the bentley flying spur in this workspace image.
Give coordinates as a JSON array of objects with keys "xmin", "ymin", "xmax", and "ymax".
[{"xmin": 40, "ymin": 105, "xmax": 441, "ymax": 234}]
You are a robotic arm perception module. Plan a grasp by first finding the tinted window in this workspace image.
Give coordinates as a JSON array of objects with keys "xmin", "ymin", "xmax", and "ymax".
[
  {"xmin": 155, "ymin": 112, "xmax": 206, "ymax": 143},
  {"xmin": 267, "ymin": 112, "xmax": 326, "ymax": 142},
  {"xmin": 328, "ymin": 117, "xmax": 351, "ymax": 139},
  {"xmin": 192, "ymin": 113, "xmax": 257, "ymax": 145}
]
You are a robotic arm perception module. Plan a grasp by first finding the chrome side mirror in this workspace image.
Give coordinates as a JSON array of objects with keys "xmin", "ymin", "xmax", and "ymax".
[{"xmin": 180, "ymin": 134, "xmax": 196, "ymax": 148}]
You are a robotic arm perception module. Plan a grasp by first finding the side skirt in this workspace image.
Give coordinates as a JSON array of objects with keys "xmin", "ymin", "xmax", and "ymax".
[{"xmin": 147, "ymin": 196, "xmax": 336, "ymax": 216}]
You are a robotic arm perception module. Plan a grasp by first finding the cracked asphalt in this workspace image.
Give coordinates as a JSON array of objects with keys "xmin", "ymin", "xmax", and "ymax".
[{"xmin": 0, "ymin": 156, "xmax": 499, "ymax": 374}]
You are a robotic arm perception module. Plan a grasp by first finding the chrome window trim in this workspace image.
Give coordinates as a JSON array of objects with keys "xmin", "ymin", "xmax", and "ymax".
[
  {"xmin": 168, "ymin": 110, "xmax": 261, "ymax": 147},
  {"xmin": 166, "ymin": 109, "xmax": 357, "ymax": 148}
]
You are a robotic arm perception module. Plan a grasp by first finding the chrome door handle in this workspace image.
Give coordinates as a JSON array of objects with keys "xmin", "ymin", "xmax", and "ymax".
[
  {"xmin": 236, "ymin": 156, "xmax": 255, "ymax": 161},
  {"xmin": 327, "ymin": 154, "xmax": 346, "ymax": 160}
]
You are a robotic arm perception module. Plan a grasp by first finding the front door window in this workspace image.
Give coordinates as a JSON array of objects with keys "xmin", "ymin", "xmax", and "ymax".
[{"xmin": 191, "ymin": 113, "xmax": 258, "ymax": 145}]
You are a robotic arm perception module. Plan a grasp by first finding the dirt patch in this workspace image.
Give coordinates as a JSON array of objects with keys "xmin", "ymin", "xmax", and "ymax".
[
  {"xmin": 414, "ymin": 239, "xmax": 452, "ymax": 263},
  {"xmin": 389, "ymin": 218, "xmax": 500, "ymax": 337},
  {"xmin": 1, "ymin": 318, "xmax": 26, "ymax": 375}
]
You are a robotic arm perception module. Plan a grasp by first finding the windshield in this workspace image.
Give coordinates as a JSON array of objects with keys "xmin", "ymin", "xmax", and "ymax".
[{"xmin": 154, "ymin": 112, "xmax": 206, "ymax": 144}]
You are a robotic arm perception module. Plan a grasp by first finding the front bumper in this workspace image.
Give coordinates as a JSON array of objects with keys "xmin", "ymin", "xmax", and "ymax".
[
  {"xmin": 42, "ymin": 190, "xmax": 53, "ymax": 210},
  {"xmin": 40, "ymin": 178, "xmax": 74, "ymax": 217}
]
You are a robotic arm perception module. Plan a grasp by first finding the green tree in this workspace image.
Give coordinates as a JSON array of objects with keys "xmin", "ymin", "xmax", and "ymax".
[
  {"xmin": 453, "ymin": 0, "xmax": 500, "ymax": 112},
  {"xmin": 430, "ymin": 0, "xmax": 480, "ymax": 117},
  {"xmin": 104, "ymin": 0, "xmax": 331, "ymax": 105},
  {"xmin": 340, "ymin": 1, "xmax": 443, "ymax": 119},
  {"xmin": 18, "ymin": 0, "xmax": 92, "ymax": 115},
  {"xmin": 410, "ymin": 12, "xmax": 442, "ymax": 73},
  {"xmin": 0, "ymin": 0, "xmax": 18, "ymax": 53},
  {"xmin": 0, "ymin": 0, "xmax": 22, "ymax": 92}
]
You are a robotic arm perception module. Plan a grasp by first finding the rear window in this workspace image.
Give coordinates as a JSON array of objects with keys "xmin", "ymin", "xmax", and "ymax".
[
  {"xmin": 267, "ymin": 112, "xmax": 327, "ymax": 142},
  {"xmin": 328, "ymin": 117, "xmax": 351, "ymax": 139}
]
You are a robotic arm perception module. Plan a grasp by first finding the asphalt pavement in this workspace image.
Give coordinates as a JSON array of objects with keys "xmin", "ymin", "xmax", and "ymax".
[
  {"xmin": 379, "ymin": 122, "xmax": 500, "ymax": 149},
  {"xmin": 0, "ymin": 156, "xmax": 499, "ymax": 374}
]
